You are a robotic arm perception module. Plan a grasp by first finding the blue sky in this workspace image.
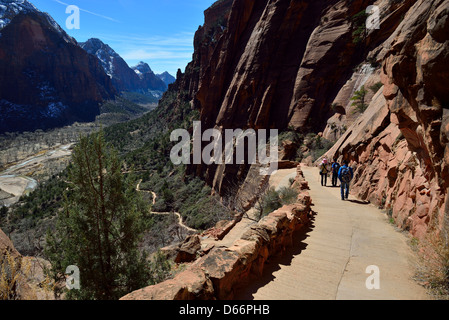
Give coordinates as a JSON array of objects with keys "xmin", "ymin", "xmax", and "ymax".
[{"xmin": 31, "ymin": 0, "xmax": 217, "ymax": 76}]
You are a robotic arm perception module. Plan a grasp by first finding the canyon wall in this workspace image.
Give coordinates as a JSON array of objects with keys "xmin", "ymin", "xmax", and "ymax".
[
  {"xmin": 172, "ymin": 0, "xmax": 448, "ymax": 241},
  {"xmin": 182, "ymin": 0, "xmax": 418, "ymax": 197},
  {"xmin": 322, "ymin": 0, "xmax": 449, "ymax": 241}
]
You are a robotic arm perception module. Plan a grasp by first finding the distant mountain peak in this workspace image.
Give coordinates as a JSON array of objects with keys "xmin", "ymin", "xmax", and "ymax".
[
  {"xmin": 132, "ymin": 61, "xmax": 153, "ymax": 76},
  {"xmin": 80, "ymin": 40, "xmax": 167, "ymax": 93},
  {"xmin": 80, "ymin": 38, "xmax": 122, "ymax": 79},
  {"xmin": 80, "ymin": 38, "xmax": 120, "ymax": 59},
  {"xmin": 156, "ymin": 71, "xmax": 176, "ymax": 86}
]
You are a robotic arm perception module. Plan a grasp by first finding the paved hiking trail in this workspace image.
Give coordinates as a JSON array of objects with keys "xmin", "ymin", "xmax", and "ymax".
[
  {"xmin": 136, "ymin": 166, "xmax": 429, "ymax": 300},
  {"xmin": 236, "ymin": 165, "xmax": 429, "ymax": 300}
]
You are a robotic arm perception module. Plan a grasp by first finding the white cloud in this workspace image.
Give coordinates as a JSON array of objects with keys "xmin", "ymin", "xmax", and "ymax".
[
  {"xmin": 95, "ymin": 32, "xmax": 195, "ymax": 73},
  {"xmin": 98, "ymin": 33, "xmax": 194, "ymax": 49},
  {"xmin": 121, "ymin": 49, "xmax": 192, "ymax": 60},
  {"xmin": 52, "ymin": 0, "xmax": 120, "ymax": 23}
]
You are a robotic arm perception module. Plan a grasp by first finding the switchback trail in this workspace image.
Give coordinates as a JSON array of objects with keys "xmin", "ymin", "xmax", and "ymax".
[
  {"xmin": 237, "ymin": 166, "xmax": 429, "ymax": 300},
  {"xmin": 136, "ymin": 179, "xmax": 197, "ymax": 233}
]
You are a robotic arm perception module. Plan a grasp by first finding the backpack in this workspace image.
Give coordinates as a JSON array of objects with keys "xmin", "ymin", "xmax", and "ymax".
[
  {"xmin": 333, "ymin": 163, "xmax": 340, "ymax": 173},
  {"xmin": 341, "ymin": 167, "xmax": 352, "ymax": 183}
]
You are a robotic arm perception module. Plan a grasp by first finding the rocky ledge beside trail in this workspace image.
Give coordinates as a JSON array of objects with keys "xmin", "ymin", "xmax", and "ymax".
[{"xmin": 120, "ymin": 166, "xmax": 312, "ymax": 300}]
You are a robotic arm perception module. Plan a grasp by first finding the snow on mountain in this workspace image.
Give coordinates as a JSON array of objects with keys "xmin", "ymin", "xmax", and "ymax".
[
  {"xmin": 0, "ymin": 0, "xmax": 73, "ymax": 42},
  {"xmin": 130, "ymin": 61, "xmax": 167, "ymax": 92},
  {"xmin": 0, "ymin": 3, "xmax": 116, "ymax": 134},
  {"xmin": 0, "ymin": 0, "xmax": 37, "ymax": 29},
  {"xmin": 80, "ymin": 38, "xmax": 121, "ymax": 78},
  {"xmin": 132, "ymin": 61, "xmax": 153, "ymax": 79},
  {"xmin": 80, "ymin": 39, "xmax": 168, "ymax": 94}
]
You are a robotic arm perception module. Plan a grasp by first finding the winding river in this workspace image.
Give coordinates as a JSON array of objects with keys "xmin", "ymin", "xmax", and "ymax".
[{"xmin": 0, "ymin": 144, "xmax": 73, "ymax": 207}]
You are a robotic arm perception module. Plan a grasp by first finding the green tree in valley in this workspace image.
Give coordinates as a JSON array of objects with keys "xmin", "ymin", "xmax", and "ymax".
[{"xmin": 44, "ymin": 131, "xmax": 150, "ymax": 300}]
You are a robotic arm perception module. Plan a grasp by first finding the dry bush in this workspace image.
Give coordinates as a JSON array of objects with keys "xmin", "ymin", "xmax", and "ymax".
[
  {"xmin": 414, "ymin": 220, "xmax": 449, "ymax": 299},
  {"xmin": 0, "ymin": 251, "xmax": 31, "ymax": 300}
]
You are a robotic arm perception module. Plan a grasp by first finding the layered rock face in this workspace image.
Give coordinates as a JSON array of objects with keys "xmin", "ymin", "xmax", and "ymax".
[
  {"xmin": 0, "ymin": 228, "xmax": 51, "ymax": 299},
  {"xmin": 172, "ymin": 0, "xmax": 233, "ymax": 101},
  {"xmin": 195, "ymin": 0, "xmax": 392, "ymax": 132},
  {"xmin": 323, "ymin": 0, "xmax": 449, "ymax": 240},
  {"xmin": 185, "ymin": 0, "xmax": 418, "ymax": 196},
  {"xmin": 0, "ymin": 4, "xmax": 116, "ymax": 134},
  {"xmin": 162, "ymin": 0, "xmax": 448, "ymax": 242}
]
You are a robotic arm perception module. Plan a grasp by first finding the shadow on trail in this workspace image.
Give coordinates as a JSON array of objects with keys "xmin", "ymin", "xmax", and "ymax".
[
  {"xmin": 235, "ymin": 213, "xmax": 317, "ymax": 300},
  {"xmin": 320, "ymin": 184, "xmax": 371, "ymax": 205},
  {"xmin": 347, "ymin": 199, "xmax": 370, "ymax": 205}
]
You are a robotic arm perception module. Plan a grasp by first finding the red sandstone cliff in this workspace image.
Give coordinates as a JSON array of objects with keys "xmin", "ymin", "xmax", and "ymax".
[
  {"xmin": 0, "ymin": 228, "xmax": 52, "ymax": 299},
  {"xmin": 182, "ymin": 0, "xmax": 412, "ymax": 194},
  {"xmin": 175, "ymin": 0, "xmax": 447, "ymax": 240},
  {"xmin": 323, "ymin": 0, "xmax": 449, "ymax": 241},
  {"xmin": 166, "ymin": 0, "xmax": 449, "ymax": 242}
]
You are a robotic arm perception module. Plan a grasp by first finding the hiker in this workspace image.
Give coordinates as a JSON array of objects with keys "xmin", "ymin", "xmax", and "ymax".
[
  {"xmin": 319, "ymin": 158, "xmax": 330, "ymax": 186},
  {"xmin": 338, "ymin": 160, "xmax": 354, "ymax": 200},
  {"xmin": 331, "ymin": 160, "xmax": 340, "ymax": 187}
]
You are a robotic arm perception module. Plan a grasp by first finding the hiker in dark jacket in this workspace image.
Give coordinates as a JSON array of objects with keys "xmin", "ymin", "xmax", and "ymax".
[
  {"xmin": 338, "ymin": 160, "xmax": 354, "ymax": 200},
  {"xmin": 331, "ymin": 160, "xmax": 340, "ymax": 187}
]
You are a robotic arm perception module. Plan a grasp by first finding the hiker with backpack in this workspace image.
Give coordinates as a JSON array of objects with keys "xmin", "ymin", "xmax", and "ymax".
[
  {"xmin": 338, "ymin": 160, "xmax": 354, "ymax": 200},
  {"xmin": 331, "ymin": 160, "xmax": 340, "ymax": 187},
  {"xmin": 319, "ymin": 158, "xmax": 330, "ymax": 186}
]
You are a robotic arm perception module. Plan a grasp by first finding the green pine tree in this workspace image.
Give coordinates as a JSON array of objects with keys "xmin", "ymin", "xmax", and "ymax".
[
  {"xmin": 44, "ymin": 130, "xmax": 150, "ymax": 300},
  {"xmin": 351, "ymin": 10, "xmax": 369, "ymax": 45},
  {"xmin": 351, "ymin": 85, "xmax": 368, "ymax": 113}
]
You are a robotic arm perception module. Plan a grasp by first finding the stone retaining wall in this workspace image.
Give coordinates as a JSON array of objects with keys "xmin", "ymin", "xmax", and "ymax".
[{"xmin": 121, "ymin": 166, "xmax": 312, "ymax": 300}]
